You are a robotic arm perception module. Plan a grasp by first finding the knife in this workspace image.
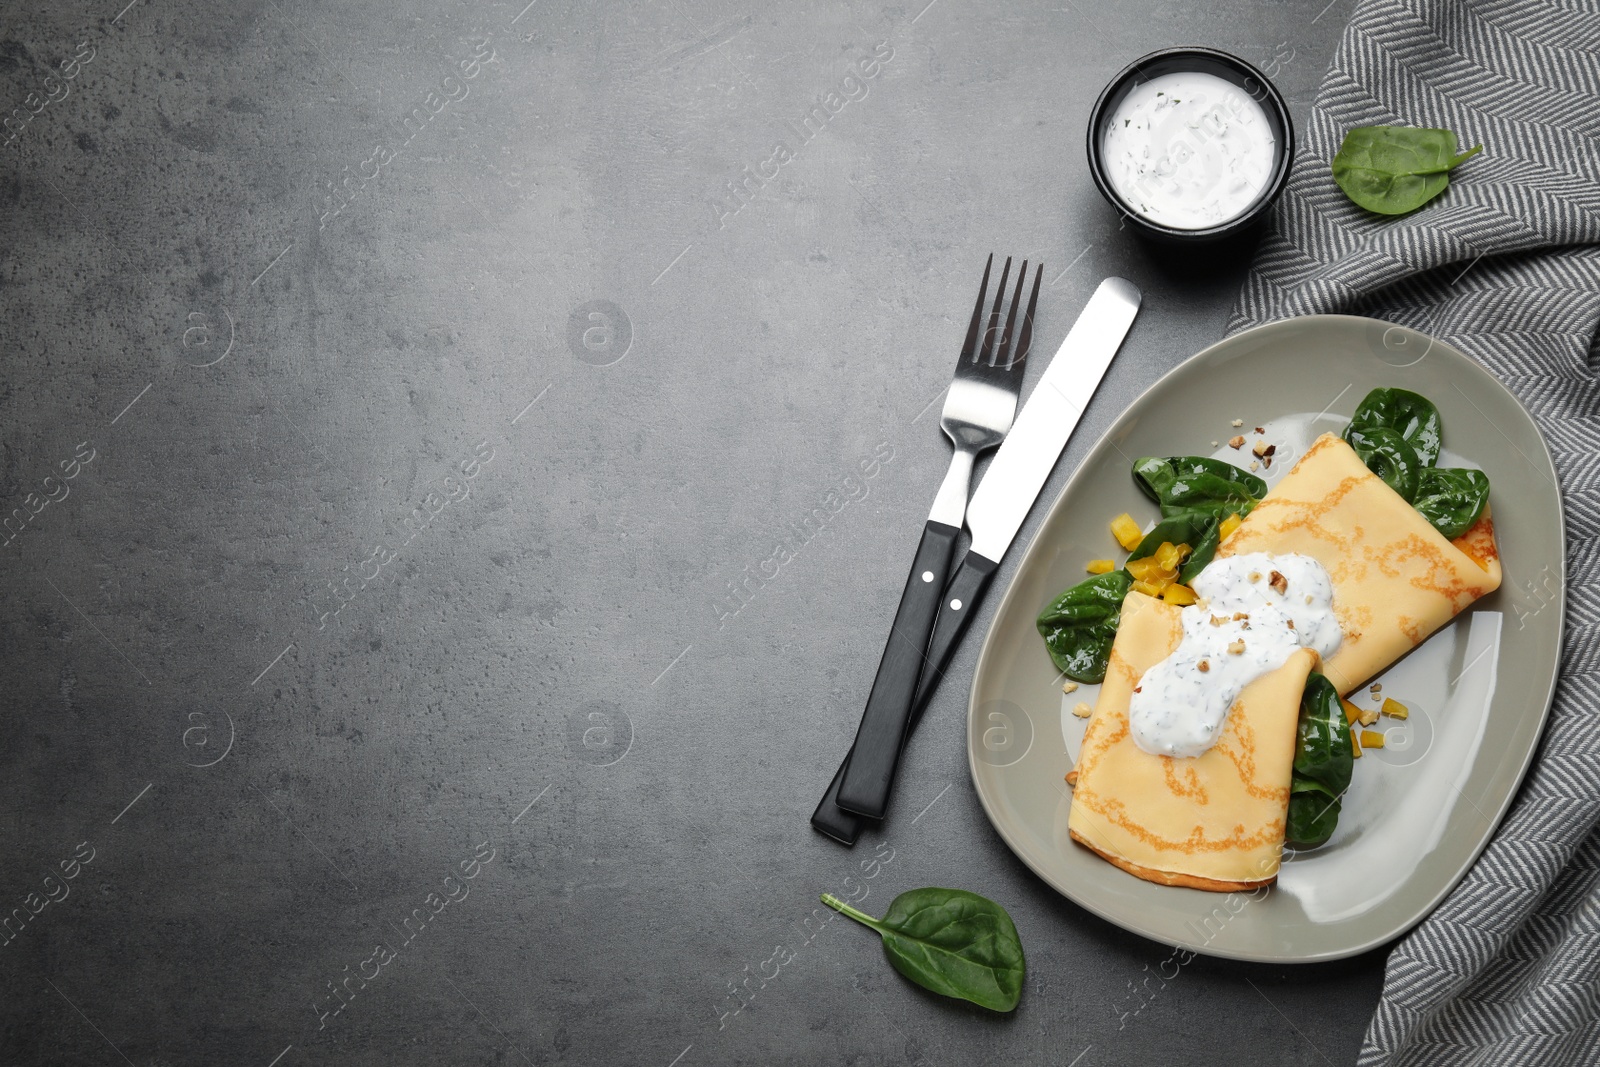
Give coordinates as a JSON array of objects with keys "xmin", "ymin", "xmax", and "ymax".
[{"xmin": 812, "ymin": 276, "xmax": 1142, "ymax": 845}]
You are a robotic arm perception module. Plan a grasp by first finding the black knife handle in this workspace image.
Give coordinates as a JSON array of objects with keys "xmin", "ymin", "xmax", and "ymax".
[
  {"xmin": 811, "ymin": 756, "xmax": 865, "ymax": 844},
  {"xmin": 913, "ymin": 552, "xmax": 999, "ymax": 712},
  {"xmin": 812, "ymin": 552, "xmax": 1000, "ymax": 844},
  {"xmin": 835, "ymin": 520, "xmax": 961, "ymax": 818}
]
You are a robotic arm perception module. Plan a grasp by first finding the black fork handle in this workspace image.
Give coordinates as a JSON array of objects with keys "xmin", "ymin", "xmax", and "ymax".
[
  {"xmin": 834, "ymin": 520, "xmax": 961, "ymax": 819},
  {"xmin": 817, "ymin": 552, "xmax": 999, "ymax": 841}
]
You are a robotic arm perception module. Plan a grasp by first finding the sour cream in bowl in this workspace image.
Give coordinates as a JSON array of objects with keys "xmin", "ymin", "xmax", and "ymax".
[{"xmin": 1086, "ymin": 48, "xmax": 1294, "ymax": 242}]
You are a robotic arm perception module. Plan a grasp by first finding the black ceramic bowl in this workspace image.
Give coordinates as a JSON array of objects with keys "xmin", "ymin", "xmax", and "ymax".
[{"xmin": 1086, "ymin": 47, "xmax": 1294, "ymax": 243}]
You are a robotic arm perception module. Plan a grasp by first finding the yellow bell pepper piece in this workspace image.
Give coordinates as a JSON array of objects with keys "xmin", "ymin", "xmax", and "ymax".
[
  {"xmin": 1162, "ymin": 583, "xmax": 1197, "ymax": 606},
  {"xmin": 1360, "ymin": 730, "xmax": 1387, "ymax": 749},
  {"xmin": 1351, "ymin": 728, "xmax": 1363, "ymax": 758},
  {"xmin": 1130, "ymin": 579, "xmax": 1163, "ymax": 598},
  {"xmin": 1153, "ymin": 541, "xmax": 1190, "ymax": 571},
  {"xmin": 1110, "ymin": 513, "xmax": 1144, "ymax": 552},
  {"xmin": 1085, "ymin": 559, "xmax": 1115, "ymax": 575},
  {"xmin": 1341, "ymin": 699, "xmax": 1363, "ymax": 725},
  {"xmin": 1381, "ymin": 697, "xmax": 1409, "ymax": 720},
  {"xmin": 1219, "ymin": 512, "xmax": 1243, "ymax": 541}
]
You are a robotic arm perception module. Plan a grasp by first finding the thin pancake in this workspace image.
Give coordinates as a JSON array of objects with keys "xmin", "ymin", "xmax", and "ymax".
[
  {"xmin": 1215, "ymin": 433, "xmax": 1502, "ymax": 695},
  {"xmin": 1068, "ymin": 591, "xmax": 1317, "ymax": 891}
]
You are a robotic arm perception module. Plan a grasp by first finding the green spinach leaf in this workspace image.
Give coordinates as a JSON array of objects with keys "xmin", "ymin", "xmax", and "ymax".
[
  {"xmin": 1132, "ymin": 456, "xmax": 1266, "ymax": 520},
  {"xmin": 1292, "ymin": 673, "xmax": 1353, "ymax": 795},
  {"xmin": 1332, "ymin": 127, "xmax": 1482, "ymax": 215},
  {"xmin": 1413, "ymin": 466, "xmax": 1490, "ymax": 539},
  {"xmin": 1347, "ymin": 387, "xmax": 1443, "ymax": 466},
  {"xmin": 1344, "ymin": 425, "xmax": 1423, "ymax": 501},
  {"xmin": 823, "ymin": 888, "xmax": 1025, "ymax": 1012},
  {"xmin": 1129, "ymin": 512, "xmax": 1221, "ymax": 585},
  {"xmin": 1286, "ymin": 784, "xmax": 1343, "ymax": 850},
  {"xmin": 1036, "ymin": 570, "xmax": 1132, "ymax": 683},
  {"xmin": 1285, "ymin": 673, "xmax": 1352, "ymax": 849}
]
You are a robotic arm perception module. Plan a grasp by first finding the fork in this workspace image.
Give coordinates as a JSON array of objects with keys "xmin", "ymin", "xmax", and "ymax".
[{"xmin": 834, "ymin": 255, "xmax": 1033, "ymax": 820}]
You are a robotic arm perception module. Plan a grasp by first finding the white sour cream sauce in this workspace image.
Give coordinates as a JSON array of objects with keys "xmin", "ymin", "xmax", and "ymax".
[
  {"xmin": 1129, "ymin": 553, "xmax": 1342, "ymax": 758},
  {"xmin": 1102, "ymin": 70, "xmax": 1276, "ymax": 230}
]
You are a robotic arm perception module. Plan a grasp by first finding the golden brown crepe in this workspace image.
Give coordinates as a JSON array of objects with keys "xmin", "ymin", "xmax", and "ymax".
[
  {"xmin": 1215, "ymin": 433, "xmax": 1502, "ymax": 696},
  {"xmin": 1067, "ymin": 432, "xmax": 1502, "ymax": 891},
  {"xmin": 1068, "ymin": 591, "xmax": 1317, "ymax": 891}
]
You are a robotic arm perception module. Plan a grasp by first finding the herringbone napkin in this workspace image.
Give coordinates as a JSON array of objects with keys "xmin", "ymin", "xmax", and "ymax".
[{"xmin": 1226, "ymin": 1, "xmax": 1600, "ymax": 1062}]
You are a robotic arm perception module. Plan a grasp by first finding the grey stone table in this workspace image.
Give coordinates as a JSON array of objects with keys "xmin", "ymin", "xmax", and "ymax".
[{"xmin": 1, "ymin": 1, "xmax": 1375, "ymax": 1064}]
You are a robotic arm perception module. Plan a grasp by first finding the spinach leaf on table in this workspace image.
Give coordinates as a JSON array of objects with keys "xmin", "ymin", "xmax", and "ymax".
[
  {"xmin": 823, "ymin": 888, "xmax": 1025, "ymax": 1012},
  {"xmin": 1346, "ymin": 387, "xmax": 1443, "ymax": 466},
  {"xmin": 1132, "ymin": 456, "xmax": 1266, "ymax": 520},
  {"xmin": 1286, "ymin": 673, "xmax": 1352, "ymax": 849},
  {"xmin": 1332, "ymin": 127, "xmax": 1482, "ymax": 215},
  {"xmin": 1037, "ymin": 570, "xmax": 1131, "ymax": 684},
  {"xmin": 1413, "ymin": 466, "xmax": 1491, "ymax": 539}
]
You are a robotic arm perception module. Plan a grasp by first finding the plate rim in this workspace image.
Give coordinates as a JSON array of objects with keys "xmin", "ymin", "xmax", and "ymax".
[{"xmin": 966, "ymin": 313, "xmax": 1566, "ymax": 964}]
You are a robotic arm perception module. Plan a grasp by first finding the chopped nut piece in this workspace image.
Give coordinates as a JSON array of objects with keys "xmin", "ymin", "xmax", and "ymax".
[
  {"xmin": 1062, "ymin": 680, "xmax": 1079, "ymax": 694},
  {"xmin": 1065, "ymin": 769, "xmax": 1078, "ymax": 787},
  {"xmin": 1305, "ymin": 594, "xmax": 1314, "ymax": 605},
  {"xmin": 1197, "ymin": 659, "xmax": 1210, "ymax": 673},
  {"xmin": 1209, "ymin": 614, "xmax": 1227, "ymax": 627},
  {"xmin": 1249, "ymin": 460, "xmax": 1260, "ymax": 471},
  {"xmin": 1370, "ymin": 683, "xmax": 1383, "ymax": 693},
  {"xmin": 1286, "ymin": 619, "xmax": 1296, "ymax": 630},
  {"xmin": 1381, "ymin": 697, "xmax": 1409, "ymax": 720},
  {"xmin": 1254, "ymin": 426, "xmax": 1265, "ymax": 435},
  {"xmin": 1268, "ymin": 570, "xmax": 1288, "ymax": 595},
  {"xmin": 1228, "ymin": 435, "xmax": 1246, "ymax": 449},
  {"xmin": 1264, "ymin": 444, "xmax": 1277, "ymax": 456},
  {"xmin": 1359, "ymin": 708, "xmax": 1380, "ymax": 727},
  {"xmin": 1262, "ymin": 456, "xmax": 1272, "ymax": 469},
  {"xmin": 1230, "ymin": 418, "xmax": 1244, "ymax": 427},
  {"xmin": 1072, "ymin": 701, "xmax": 1092, "ymax": 718},
  {"xmin": 1252, "ymin": 439, "xmax": 1270, "ymax": 457},
  {"xmin": 1133, "ymin": 686, "xmax": 1142, "ymax": 694},
  {"xmin": 1227, "ymin": 639, "xmax": 1246, "ymax": 655},
  {"xmin": 1211, "ymin": 440, "xmax": 1219, "ymax": 447},
  {"xmin": 1248, "ymin": 571, "xmax": 1262, "ymax": 583},
  {"xmin": 1232, "ymin": 611, "xmax": 1250, "ymax": 621}
]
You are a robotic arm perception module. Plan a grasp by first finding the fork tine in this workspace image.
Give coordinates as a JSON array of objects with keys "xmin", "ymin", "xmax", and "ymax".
[
  {"xmin": 957, "ymin": 254, "xmax": 993, "ymax": 365},
  {"xmin": 996, "ymin": 259, "xmax": 1028, "ymax": 369},
  {"xmin": 1011, "ymin": 263, "xmax": 1044, "ymax": 370},
  {"xmin": 977, "ymin": 256, "xmax": 1012, "ymax": 366}
]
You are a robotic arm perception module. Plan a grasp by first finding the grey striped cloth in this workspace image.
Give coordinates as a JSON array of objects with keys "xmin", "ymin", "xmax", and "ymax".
[{"xmin": 1224, "ymin": 1, "xmax": 1600, "ymax": 1062}]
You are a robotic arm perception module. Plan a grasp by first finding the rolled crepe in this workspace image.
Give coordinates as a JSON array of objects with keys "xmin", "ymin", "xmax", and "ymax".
[
  {"xmin": 1068, "ymin": 432, "xmax": 1502, "ymax": 891},
  {"xmin": 1215, "ymin": 433, "xmax": 1501, "ymax": 695},
  {"xmin": 1069, "ymin": 591, "xmax": 1317, "ymax": 891}
]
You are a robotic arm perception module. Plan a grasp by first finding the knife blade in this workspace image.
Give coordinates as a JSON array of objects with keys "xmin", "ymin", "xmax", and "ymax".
[{"xmin": 812, "ymin": 276, "xmax": 1142, "ymax": 845}]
